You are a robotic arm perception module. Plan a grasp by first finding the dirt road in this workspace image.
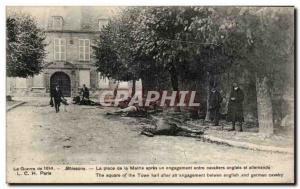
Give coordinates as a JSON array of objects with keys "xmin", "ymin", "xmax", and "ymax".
[{"xmin": 7, "ymin": 98, "xmax": 294, "ymax": 166}]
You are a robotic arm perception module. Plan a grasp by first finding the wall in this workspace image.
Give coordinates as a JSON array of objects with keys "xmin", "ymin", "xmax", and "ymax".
[{"xmin": 44, "ymin": 32, "xmax": 98, "ymax": 65}]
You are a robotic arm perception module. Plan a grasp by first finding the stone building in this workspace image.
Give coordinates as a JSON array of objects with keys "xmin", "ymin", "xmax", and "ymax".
[{"xmin": 6, "ymin": 6, "xmax": 141, "ymax": 97}]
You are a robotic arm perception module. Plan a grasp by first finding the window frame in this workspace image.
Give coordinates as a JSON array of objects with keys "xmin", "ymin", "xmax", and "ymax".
[
  {"xmin": 78, "ymin": 39, "xmax": 90, "ymax": 61},
  {"xmin": 54, "ymin": 38, "xmax": 66, "ymax": 61}
]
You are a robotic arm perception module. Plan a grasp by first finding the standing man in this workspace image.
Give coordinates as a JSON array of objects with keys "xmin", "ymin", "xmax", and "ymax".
[
  {"xmin": 81, "ymin": 84, "xmax": 90, "ymax": 101},
  {"xmin": 113, "ymin": 83, "xmax": 119, "ymax": 99},
  {"xmin": 227, "ymin": 82, "xmax": 244, "ymax": 131},
  {"xmin": 209, "ymin": 87, "xmax": 223, "ymax": 126},
  {"xmin": 50, "ymin": 85, "xmax": 64, "ymax": 113}
]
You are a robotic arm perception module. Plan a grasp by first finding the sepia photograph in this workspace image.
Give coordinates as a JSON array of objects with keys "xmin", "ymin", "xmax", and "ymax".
[{"xmin": 5, "ymin": 5, "xmax": 295, "ymax": 184}]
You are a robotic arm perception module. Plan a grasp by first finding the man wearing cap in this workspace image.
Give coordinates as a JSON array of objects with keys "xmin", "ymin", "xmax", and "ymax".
[
  {"xmin": 227, "ymin": 82, "xmax": 244, "ymax": 131},
  {"xmin": 209, "ymin": 87, "xmax": 223, "ymax": 126},
  {"xmin": 50, "ymin": 85, "xmax": 64, "ymax": 113}
]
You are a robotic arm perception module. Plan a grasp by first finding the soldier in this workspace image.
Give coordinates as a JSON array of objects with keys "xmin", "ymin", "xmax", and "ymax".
[
  {"xmin": 50, "ymin": 85, "xmax": 64, "ymax": 113},
  {"xmin": 209, "ymin": 87, "xmax": 223, "ymax": 126},
  {"xmin": 227, "ymin": 82, "xmax": 244, "ymax": 131}
]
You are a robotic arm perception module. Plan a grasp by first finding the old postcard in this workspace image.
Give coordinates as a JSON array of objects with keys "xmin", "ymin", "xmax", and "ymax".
[{"xmin": 6, "ymin": 6, "xmax": 295, "ymax": 184}]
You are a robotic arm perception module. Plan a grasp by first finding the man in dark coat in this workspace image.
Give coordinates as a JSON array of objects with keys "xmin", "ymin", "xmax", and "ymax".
[
  {"xmin": 209, "ymin": 87, "xmax": 223, "ymax": 126},
  {"xmin": 227, "ymin": 82, "xmax": 244, "ymax": 131},
  {"xmin": 81, "ymin": 84, "xmax": 90, "ymax": 101},
  {"xmin": 50, "ymin": 85, "xmax": 64, "ymax": 113}
]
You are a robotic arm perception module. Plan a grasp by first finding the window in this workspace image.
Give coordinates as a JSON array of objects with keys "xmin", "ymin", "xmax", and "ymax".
[
  {"xmin": 98, "ymin": 19, "xmax": 108, "ymax": 31},
  {"xmin": 79, "ymin": 39, "xmax": 90, "ymax": 61},
  {"xmin": 52, "ymin": 16, "xmax": 63, "ymax": 30},
  {"xmin": 54, "ymin": 38, "xmax": 66, "ymax": 61}
]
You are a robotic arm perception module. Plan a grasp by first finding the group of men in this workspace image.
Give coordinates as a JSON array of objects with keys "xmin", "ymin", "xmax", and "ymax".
[
  {"xmin": 50, "ymin": 84, "xmax": 89, "ymax": 113},
  {"xmin": 209, "ymin": 82, "xmax": 244, "ymax": 132}
]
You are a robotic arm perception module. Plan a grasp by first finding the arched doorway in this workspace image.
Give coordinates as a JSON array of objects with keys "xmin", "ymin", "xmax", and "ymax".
[{"xmin": 50, "ymin": 72, "xmax": 71, "ymax": 97}]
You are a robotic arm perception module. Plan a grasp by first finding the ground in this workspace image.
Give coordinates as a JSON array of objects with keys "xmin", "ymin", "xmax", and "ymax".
[{"xmin": 7, "ymin": 97, "xmax": 294, "ymax": 166}]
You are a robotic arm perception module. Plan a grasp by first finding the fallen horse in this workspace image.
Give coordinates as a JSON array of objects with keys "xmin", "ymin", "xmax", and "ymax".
[
  {"xmin": 106, "ymin": 105, "xmax": 163, "ymax": 118},
  {"xmin": 72, "ymin": 96, "xmax": 101, "ymax": 106},
  {"xmin": 106, "ymin": 105, "xmax": 205, "ymax": 137},
  {"xmin": 141, "ymin": 113, "xmax": 205, "ymax": 137}
]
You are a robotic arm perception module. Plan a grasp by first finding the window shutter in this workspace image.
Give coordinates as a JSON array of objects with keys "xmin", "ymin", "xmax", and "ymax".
[
  {"xmin": 79, "ymin": 39, "xmax": 84, "ymax": 60},
  {"xmin": 78, "ymin": 39, "xmax": 90, "ymax": 61},
  {"xmin": 86, "ymin": 39, "xmax": 90, "ymax": 60},
  {"xmin": 61, "ymin": 39, "xmax": 66, "ymax": 60},
  {"xmin": 54, "ymin": 38, "xmax": 66, "ymax": 61}
]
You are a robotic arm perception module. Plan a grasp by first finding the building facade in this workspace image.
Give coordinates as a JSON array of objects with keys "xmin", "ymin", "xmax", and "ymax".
[{"xmin": 7, "ymin": 7, "xmax": 141, "ymax": 98}]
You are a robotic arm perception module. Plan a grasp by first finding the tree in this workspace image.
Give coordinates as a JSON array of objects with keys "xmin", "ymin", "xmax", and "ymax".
[
  {"xmin": 94, "ymin": 8, "xmax": 143, "ymax": 96},
  {"xmin": 235, "ymin": 7, "xmax": 294, "ymax": 135},
  {"xmin": 133, "ymin": 7, "xmax": 235, "ymax": 108},
  {"xmin": 133, "ymin": 7, "xmax": 211, "ymax": 91},
  {"xmin": 6, "ymin": 12, "xmax": 46, "ymax": 78},
  {"xmin": 95, "ymin": 7, "xmax": 238, "ymax": 98},
  {"xmin": 94, "ymin": 7, "xmax": 294, "ymax": 133},
  {"xmin": 183, "ymin": 7, "xmax": 243, "ymax": 119}
]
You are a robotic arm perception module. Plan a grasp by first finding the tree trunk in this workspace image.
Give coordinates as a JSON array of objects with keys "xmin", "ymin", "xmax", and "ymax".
[
  {"xmin": 168, "ymin": 64, "xmax": 180, "ymax": 109},
  {"xmin": 205, "ymin": 72, "xmax": 211, "ymax": 121},
  {"xmin": 169, "ymin": 64, "xmax": 178, "ymax": 91},
  {"xmin": 256, "ymin": 76, "xmax": 274, "ymax": 136},
  {"xmin": 131, "ymin": 79, "xmax": 136, "ymax": 97}
]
